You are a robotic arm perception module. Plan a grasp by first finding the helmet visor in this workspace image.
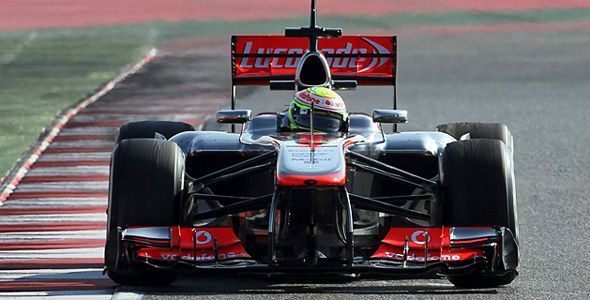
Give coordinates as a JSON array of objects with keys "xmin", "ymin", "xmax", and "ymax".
[{"xmin": 290, "ymin": 104, "xmax": 345, "ymax": 132}]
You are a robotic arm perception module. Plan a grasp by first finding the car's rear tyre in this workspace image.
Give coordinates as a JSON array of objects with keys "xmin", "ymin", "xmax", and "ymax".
[
  {"xmin": 436, "ymin": 122, "xmax": 512, "ymax": 152},
  {"xmin": 116, "ymin": 120, "xmax": 194, "ymax": 143},
  {"xmin": 105, "ymin": 139, "xmax": 185, "ymax": 286},
  {"xmin": 442, "ymin": 139, "xmax": 518, "ymax": 288}
]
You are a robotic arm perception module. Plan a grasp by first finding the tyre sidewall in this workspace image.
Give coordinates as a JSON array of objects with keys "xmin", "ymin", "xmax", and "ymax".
[{"xmin": 105, "ymin": 139, "xmax": 184, "ymax": 273}]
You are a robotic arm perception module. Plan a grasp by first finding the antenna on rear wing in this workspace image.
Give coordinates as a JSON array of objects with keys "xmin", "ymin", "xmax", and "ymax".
[
  {"xmin": 283, "ymin": 0, "xmax": 346, "ymax": 91},
  {"xmin": 310, "ymin": 100, "xmax": 315, "ymax": 166},
  {"xmin": 284, "ymin": 0, "xmax": 342, "ymax": 51},
  {"xmin": 310, "ymin": 0, "xmax": 317, "ymax": 29},
  {"xmin": 309, "ymin": 0, "xmax": 317, "ymax": 51}
]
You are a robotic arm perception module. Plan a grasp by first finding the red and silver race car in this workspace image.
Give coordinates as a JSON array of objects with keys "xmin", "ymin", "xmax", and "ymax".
[{"xmin": 104, "ymin": 1, "xmax": 519, "ymax": 288}]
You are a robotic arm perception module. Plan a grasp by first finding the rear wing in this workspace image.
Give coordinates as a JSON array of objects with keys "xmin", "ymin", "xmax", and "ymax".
[{"xmin": 231, "ymin": 35, "xmax": 397, "ymax": 86}]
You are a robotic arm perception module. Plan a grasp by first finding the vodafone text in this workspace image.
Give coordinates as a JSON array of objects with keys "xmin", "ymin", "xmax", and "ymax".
[
  {"xmin": 384, "ymin": 251, "xmax": 461, "ymax": 262},
  {"xmin": 161, "ymin": 252, "xmax": 240, "ymax": 262}
]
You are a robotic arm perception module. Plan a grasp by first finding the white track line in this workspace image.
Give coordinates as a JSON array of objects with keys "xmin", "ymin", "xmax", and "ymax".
[
  {"xmin": 2, "ymin": 199, "xmax": 107, "ymax": 208},
  {"xmin": 112, "ymin": 291, "xmax": 144, "ymax": 300},
  {"xmin": 0, "ymin": 214, "xmax": 106, "ymax": 224},
  {"xmin": 0, "ymin": 290, "xmax": 113, "ymax": 300},
  {"xmin": 14, "ymin": 182, "xmax": 108, "ymax": 192},
  {"xmin": 27, "ymin": 167, "xmax": 109, "ymax": 176},
  {"xmin": 0, "ymin": 268, "xmax": 106, "ymax": 281},
  {"xmin": 0, "ymin": 230, "xmax": 105, "ymax": 241},
  {"xmin": 37, "ymin": 153, "xmax": 111, "ymax": 161},
  {"xmin": 0, "ymin": 247, "xmax": 104, "ymax": 260},
  {"xmin": 2, "ymin": 197, "xmax": 106, "ymax": 203}
]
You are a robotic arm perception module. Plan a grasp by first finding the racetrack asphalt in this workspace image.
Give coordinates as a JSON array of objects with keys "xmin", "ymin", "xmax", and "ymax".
[
  {"xmin": 130, "ymin": 29, "xmax": 590, "ymax": 299},
  {"xmin": 1, "ymin": 27, "xmax": 589, "ymax": 299}
]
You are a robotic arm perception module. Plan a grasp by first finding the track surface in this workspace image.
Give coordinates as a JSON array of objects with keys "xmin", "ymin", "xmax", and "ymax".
[{"xmin": 1, "ymin": 19, "xmax": 590, "ymax": 300}]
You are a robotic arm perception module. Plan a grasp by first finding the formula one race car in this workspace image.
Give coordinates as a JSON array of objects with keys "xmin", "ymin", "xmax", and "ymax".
[{"xmin": 104, "ymin": 1, "xmax": 519, "ymax": 288}]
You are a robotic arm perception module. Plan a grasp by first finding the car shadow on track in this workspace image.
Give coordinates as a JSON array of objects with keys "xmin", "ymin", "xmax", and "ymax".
[{"xmin": 119, "ymin": 274, "xmax": 502, "ymax": 296}]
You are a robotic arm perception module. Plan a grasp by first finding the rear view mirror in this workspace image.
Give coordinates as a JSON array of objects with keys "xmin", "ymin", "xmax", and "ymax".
[
  {"xmin": 216, "ymin": 109, "xmax": 252, "ymax": 124},
  {"xmin": 372, "ymin": 109, "xmax": 408, "ymax": 124}
]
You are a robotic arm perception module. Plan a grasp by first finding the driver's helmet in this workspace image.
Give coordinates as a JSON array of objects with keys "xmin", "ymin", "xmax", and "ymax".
[{"xmin": 287, "ymin": 87, "xmax": 348, "ymax": 132}]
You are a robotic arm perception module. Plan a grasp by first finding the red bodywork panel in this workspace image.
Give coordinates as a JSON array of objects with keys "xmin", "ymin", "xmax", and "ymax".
[
  {"xmin": 136, "ymin": 227, "xmax": 251, "ymax": 263},
  {"xmin": 134, "ymin": 226, "xmax": 484, "ymax": 264},
  {"xmin": 232, "ymin": 35, "xmax": 396, "ymax": 85},
  {"xmin": 370, "ymin": 227, "xmax": 483, "ymax": 262},
  {"xmin": 276, "ymin": 171, "xmax": 346, "ymax": 186}
]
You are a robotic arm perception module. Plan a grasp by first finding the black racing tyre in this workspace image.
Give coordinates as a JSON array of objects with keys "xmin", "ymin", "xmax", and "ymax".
[
  {"xmin": 436, "ymin": 122, "xmax": 512, "ymax": 151},
  {"xmin": 437, "ymin": 122, "xmax": 518, "ymax": 241},
  {"xmin": 116, "ymin": 120, "xmax": 194, "ymax": 143},
  {"xmin": 442, "ymin": 139, "xmax": 518, "ymax": 288},
  {"xmin": 104, "ymin": 139, "xmax": 185, "ymax": 286}
]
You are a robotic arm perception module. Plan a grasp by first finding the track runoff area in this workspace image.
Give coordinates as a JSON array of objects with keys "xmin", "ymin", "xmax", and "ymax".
[{"xmin": 0, "ymin": 41, "xmax": 228, "ymax": 298}]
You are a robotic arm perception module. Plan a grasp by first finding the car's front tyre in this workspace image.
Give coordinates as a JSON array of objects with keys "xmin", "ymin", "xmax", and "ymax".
[
  {"xmin": 442, "ymin": 139, "xmax": 518, "ymax": 288},
  {"xmin": 436, "ymin": 122, "xmax": 518, "ymax": 241},
  {"xmin": 104, "ymin": 139, "xmax": 185, "ymax": 286}
]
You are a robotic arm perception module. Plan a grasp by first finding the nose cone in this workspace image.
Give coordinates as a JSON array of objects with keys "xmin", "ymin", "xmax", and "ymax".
[{"xmin": 276, "ymin": 144, "xmax": 346, "ymax": 186}]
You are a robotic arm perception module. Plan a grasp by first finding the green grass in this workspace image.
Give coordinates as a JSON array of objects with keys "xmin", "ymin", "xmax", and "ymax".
[
  {"xmin": 1, "ymin": 8, "xmax": 590, "ymax": 177},
  {"xmin": 0, "ymin": 30, "xmax": 156, "ymax": 176}
]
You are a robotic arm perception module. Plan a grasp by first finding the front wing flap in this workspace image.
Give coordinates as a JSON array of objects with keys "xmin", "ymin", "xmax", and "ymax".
[{"xmin": 115, "ymin": 225, "xmax": 518, "ymax": 277}]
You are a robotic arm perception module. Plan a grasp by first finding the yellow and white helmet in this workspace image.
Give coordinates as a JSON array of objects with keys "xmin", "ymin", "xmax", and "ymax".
[{"xmin": 287, "ymin": 87, "xmax": 348, "ymax": 132}]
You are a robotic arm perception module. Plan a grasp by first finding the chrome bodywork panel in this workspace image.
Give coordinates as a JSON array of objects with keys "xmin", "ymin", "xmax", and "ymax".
[
  {"xmin": 349, "ymin": 131, "xmax": 456, "ymax": 156},
  {"xmin": 170, "ymin": 114, "xmax": 456, "ymax": 157},
  {"xmin": 278, "ymin": 145, "xmax": 344, "ymax": 179}
]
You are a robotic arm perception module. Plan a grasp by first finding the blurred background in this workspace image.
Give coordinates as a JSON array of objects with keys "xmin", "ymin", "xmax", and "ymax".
[{"xmin": 1, "ymin": 0, "xmax": 590, "ymax": 177}]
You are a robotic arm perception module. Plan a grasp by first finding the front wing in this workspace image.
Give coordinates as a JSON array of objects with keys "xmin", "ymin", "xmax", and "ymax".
[{"xmin": 115, "ymin": 225, "xmax": 518, "ymax": 277}]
